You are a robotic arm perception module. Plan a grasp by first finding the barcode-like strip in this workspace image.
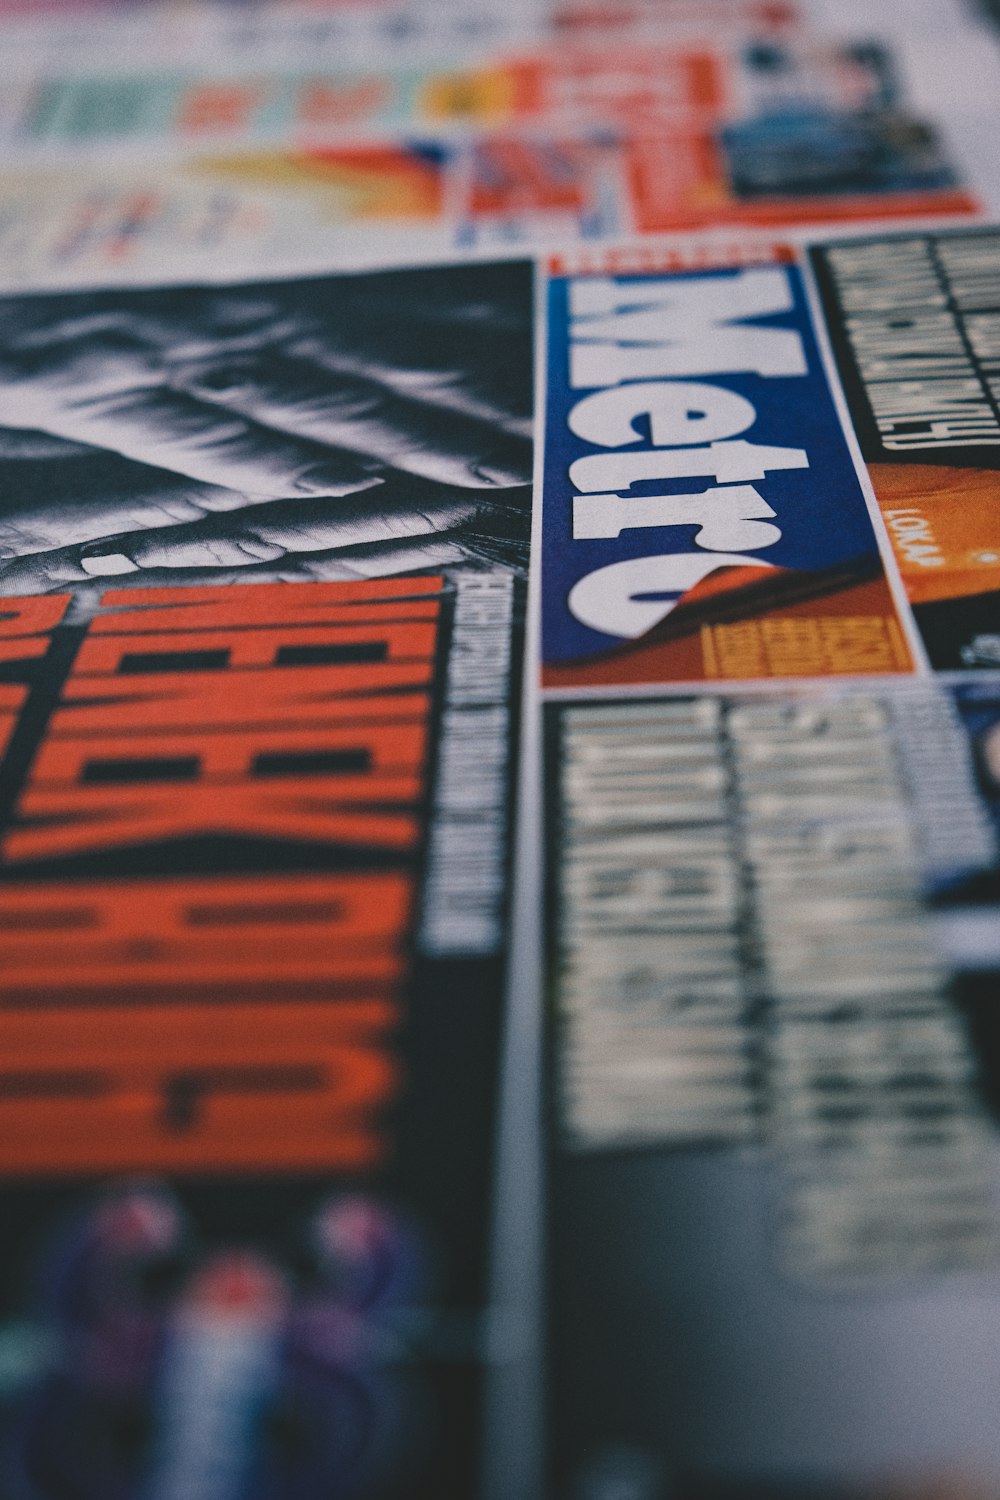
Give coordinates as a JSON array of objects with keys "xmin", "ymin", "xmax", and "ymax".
[{"xmin": 419, "ymin": 574, "xmax": 514, "ymax": 958}]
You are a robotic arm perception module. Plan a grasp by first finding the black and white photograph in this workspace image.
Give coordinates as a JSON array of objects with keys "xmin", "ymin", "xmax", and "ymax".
[{"xmin": 0, "ymin": 258, "xmax": 534, "ymax": 598}]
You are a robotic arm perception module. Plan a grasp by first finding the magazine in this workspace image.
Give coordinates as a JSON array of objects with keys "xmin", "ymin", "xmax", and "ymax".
[
  {"xmin": 1, "ymin": 0, "xmax": 1000, "ymax": 1495},
  {"xmin": 539, "ymin": 236, "xmax": 1000, "ymax": 1498},
  {"xmin": 0, "ymin": 256, "xmax": 534, "ymax": 1499},
  {"xmin": 0, "ymin": 29, "xmax": 980, "ymax": 289}
]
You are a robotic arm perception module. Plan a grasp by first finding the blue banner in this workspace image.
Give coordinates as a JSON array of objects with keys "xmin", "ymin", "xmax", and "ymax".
[{"xmin": 542, "ymin": 259, "xmax": 893, "ymax": 674}]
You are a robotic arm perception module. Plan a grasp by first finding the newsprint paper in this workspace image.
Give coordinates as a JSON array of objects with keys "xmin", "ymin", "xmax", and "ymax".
[{"xmin": 0, "ymin": 3, "xmax": 1000, "ymax": 1498}]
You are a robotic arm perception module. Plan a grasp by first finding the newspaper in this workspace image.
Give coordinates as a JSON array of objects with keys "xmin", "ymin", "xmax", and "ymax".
[
  {"xmin": 542, "ymin": 233, "xmax": 1000, "ymax": 1498},
  {"xmin": 1, "ymin": 1, "xmax": 1000, "ymax": 1497},
  {"xmin": 0, "ymin": 21, "xmax": 985, "ymax": 288},
  {"xmin": 0, "ymin": 257, "xmax": 532, "ymax": 1498}
]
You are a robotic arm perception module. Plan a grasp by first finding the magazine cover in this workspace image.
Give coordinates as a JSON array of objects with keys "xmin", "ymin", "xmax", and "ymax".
[
  {"xmin": 0, "ymin": 256, "xmax": 534, "ymax": 1499},
  {"xmin": 0, "ymin": 27, "xmax": 979, "ymax": 289},
  {"xmin": 540, "ymin": 246, "xmax": 916, "ymax": 688},
  {"xmin": 4, "ymin": 0, "xmax": 1000, "ymax": 1493},
  {"xmin": 812, "ymin": 224, "xmax": 1000, "ymax": 672},
  {"xmin": 539, "ymin": 238, "xmax": 1000, "ymax": 1498}
]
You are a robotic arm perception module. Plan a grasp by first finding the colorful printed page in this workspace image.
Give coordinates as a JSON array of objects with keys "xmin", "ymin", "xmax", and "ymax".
[
  {"xmin": 0, "ymin": 0, "xmax": 999, "ymax": 1497},
  {"xmin": 541, "ymin": 231, "xmax": 1000, "ymax": 1499},
  {"xmin": 0, "ymin": 258, "xmax": 534, "ymax": 1500},
  {"xmin": 0, "ymin": 25, "xmax": 988, "ymax": 287}
]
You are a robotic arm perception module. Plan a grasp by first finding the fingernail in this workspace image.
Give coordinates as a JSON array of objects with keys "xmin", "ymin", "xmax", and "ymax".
[
  {"xmin": 294, "ymin": 465, "xmax": 384, "ymax": 498},
  {"xmin": 473, "ymin": 449, "xmax": 532, "ymax": 487},
  {"xmin": 81, "ymin": 552, "xmax": 139, "ymax": 576}
]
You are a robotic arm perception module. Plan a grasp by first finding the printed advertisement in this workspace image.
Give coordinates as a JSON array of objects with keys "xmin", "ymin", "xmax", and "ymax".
[
  {"xmin": 537, "ymin": 238, "xmax": 1000, "ymax": 1496},
  {"xmin": 0, "ymin": 256, "xmax": 534, "ymax": 1498},
  {"xmin": 1, "ymin": 0, "xmax": 999, "ymax": 1476},
  {"xmin": 0, "ymin": 35, "xmax": 976, "ymax": 290},
  {"xmin": 813, "ymin": 225, "xmax": 1000, "ymax": 671},
  {"xmin": 551, "ymin": 0, "xmax": 800, "ymax": 40},
  {"xmin": 0, "ymin": 137, "xmax": 625, "ymax": 287},
  {"xmin": 0, "ymin": 2, "xmax": 545, "ymax": 76},
  {"xmin": 540, "ymin": 247, "xmax": 914, "ymax": 688},
  {"xmin": 0, "ymin": 44, "xmax": 727, "ymax": 153},
  {"xmin": 546, "ymin": 684, "xmax": 1000, "ymax": 1498}
]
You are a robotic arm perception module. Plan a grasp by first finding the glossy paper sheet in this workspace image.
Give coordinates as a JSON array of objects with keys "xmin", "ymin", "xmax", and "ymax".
[
  {"xmin": 0, "ymin": 25, "xmax": 981, "ymax": 288},
  {"xmin": 0, "ymin": 1, "xmax": 999, "ymax": 1497},
  {"xmin": 540, "ymin": 237, "xmax": 1000, "ymax": 1499},
  {"xmin": 0, "ymin": 257, "xmax": 533, "ymax": 1500}
]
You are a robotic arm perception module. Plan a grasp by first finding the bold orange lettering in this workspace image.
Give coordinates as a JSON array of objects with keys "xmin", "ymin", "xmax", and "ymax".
[
  {"xmin": 0, "ymin": 871, "xmax": 411, "ymax": 992},
  {"xmin": 0, "ymin": 683, "xmax": 28, "ymax": 759},
  {"xmin": 0, "ymin": 595, "xmax": 71, "ymax": 637},
  {"xmin": 52, "ymin": 668, "xmax": 433, "ymax": 734},
  {"xmin": 73, "ymin": 621, "xmax": 437, "ymax": 674},
  {"xmin": 32, "ymin": 721, "xmax": 427, "ymax": 784},
  {"xmin": 0, "ymin": 1001, "xmax": 398, "ymax": 1172},
  {"xmin": 93, "ymin": 577, "xmax": 443, "ymax": 632},
  {"xmin": 0, "ymin": 639, "xmax": 52, "ymax": 664},
  {"xmin": 6, "ymin": 777, "xmax": 419, "ymax": 861}
]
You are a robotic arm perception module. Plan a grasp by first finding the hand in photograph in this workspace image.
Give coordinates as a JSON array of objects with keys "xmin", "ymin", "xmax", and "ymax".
[{"xmin": 0, "ymin": 262, "xmax": 533, "ymax": 592}]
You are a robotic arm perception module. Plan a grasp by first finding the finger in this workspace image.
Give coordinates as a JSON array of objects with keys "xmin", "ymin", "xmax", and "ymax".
[
  {"xmin": 0, "ymin": 298, "xmax": 283, "ymax": 365},
  {"xmin": 289, "ymin": 262, "xmax": 536, "ymax": 438},
  {"xmin": 291, "ymin": 316, "xmax": 534, "ymax": 440},
  {"xmin": 0, "ymin": 266, "xmax": 536, "ymax": 447},
  {"xmin": 203, "ymin": 261, "xmax": 534, "ymax": 434},
  {"xmin": 0, "ymin": 451, "xmax": 261, "ymax": 558},
  {"xmin": 76, "ymin": 486, "xmax": 483, "ymax": 575},
  {"xmin": 176, "ymin": 352, "xmax": 531, "ymax": 489},
  {"xmin": 121, "ymin": 269, "xmax": 535, "ymax": 434},
  {"xmin": 0, "ymin": 347, "xmax": 386, "ymax": 502},
  {"xmin": 0, "ymin": 534, "xmax": 473, "ymax": 596},
  {"xmin": 0, "ymin": 548, "xmax": 96, "ymax": 594},
  {"xmin": 0, "ymin": 265, "xmax": 534, "ymax": 485},
  {"xmin": 0, "ymin": 426, "xmax": 96, "ymax": 460}
]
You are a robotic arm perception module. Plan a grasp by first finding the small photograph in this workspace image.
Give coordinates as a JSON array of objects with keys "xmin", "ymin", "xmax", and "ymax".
[
  {"xmin": 722, "ymin": 41, "xmax": 960, "ymax": 200},
  {"xmin": 0, "ymin": 257, "xmax": 534, "ymax": 599},
  {"xmin": 2, "ymin": 1184, "xmax": 428, "ymax": 1500}
]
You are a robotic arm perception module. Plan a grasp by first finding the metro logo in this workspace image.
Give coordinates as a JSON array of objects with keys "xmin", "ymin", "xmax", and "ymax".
[
  {"xmin": 565, "ymin": 267, "xmax": 807, "ymax": 640},
  {"xmin": 542, "ymin": 258, "xmax": 903, "ymax": 682},
  {"xmin": 567, "ymin": 266, "xmax": 808, "ymax": 385}
]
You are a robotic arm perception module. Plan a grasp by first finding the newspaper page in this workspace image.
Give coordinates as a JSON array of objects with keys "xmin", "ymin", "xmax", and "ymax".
[
  {"xmin": 541, "ymin": 232, "xmax": 1000, "ymax": 1497},
  {"xmin": 0, "ymin": 0, "xmax": 1000, "ymax": 1497},
  {"xmin": 0, "ymin": 256, "xmax": 533, "ymax": 1499},
  {"xmin": 0, "ymin": 14, "xmax": 987, "ymax": 288}
]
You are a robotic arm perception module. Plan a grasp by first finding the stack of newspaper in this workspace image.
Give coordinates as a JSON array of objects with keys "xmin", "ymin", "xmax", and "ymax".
[{"xmin": 0, "ymin": 0, "xmax": 998, "ymax": 1494}]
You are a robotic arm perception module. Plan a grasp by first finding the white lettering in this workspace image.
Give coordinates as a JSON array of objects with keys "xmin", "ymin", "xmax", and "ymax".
[
  {"xmin": 569, "ymin": 438, "xmax": 808, "ymax": 494},
  {"xmin": 567, "ymin": 380, "xmax": 756, "ymax": 449},
  {"xmin": 572, "ymin": 484, "xmax": 780, "ymax": 550},
  {"xmin": 568, "ymin": 552, "xmax": 773, "ymax": 638},
  {"xmin": 568, "ymin": 267, "xmax": 807, "ymax": 387}
]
